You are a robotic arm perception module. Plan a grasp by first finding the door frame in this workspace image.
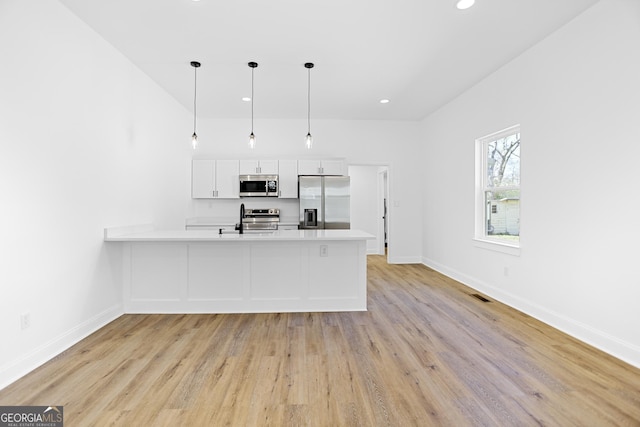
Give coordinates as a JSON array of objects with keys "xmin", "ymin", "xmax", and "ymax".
[{"xmin": 347, "ymin": 162, "xmax": 390, "ymax": 261}]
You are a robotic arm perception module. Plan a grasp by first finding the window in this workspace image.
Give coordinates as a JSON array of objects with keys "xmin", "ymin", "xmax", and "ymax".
[{"xmin": 475, "ymin": 125, "xmax": 520, "ymax": 248}]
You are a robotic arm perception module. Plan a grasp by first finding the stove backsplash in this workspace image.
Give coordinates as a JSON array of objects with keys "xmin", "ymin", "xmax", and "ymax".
[{"xmin": 189, "ymin": 198, "xmax": 300, "ymax": 222}]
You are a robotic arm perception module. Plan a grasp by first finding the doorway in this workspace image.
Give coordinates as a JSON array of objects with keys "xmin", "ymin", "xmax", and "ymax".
[
  {"xmin": 378, "ymin": 168, "xmax": 389, "ymax": 257},
  {"xmin": 348, "ymin": 164, "xmax": 390, "ymax": 261}
]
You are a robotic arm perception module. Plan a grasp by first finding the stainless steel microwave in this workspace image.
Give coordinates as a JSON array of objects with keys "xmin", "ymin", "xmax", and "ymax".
[{"xmin": 239, "ymin": 175, "xmax": 278, "ymax": 197}]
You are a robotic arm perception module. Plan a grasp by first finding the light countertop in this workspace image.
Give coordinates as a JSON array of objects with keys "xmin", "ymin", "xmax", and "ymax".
[{"xmin": 105, "ymin": 228, "xmax": 374, "ymax": 242}]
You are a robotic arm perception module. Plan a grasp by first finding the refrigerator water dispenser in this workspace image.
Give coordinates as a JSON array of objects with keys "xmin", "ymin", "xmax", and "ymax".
[{"xmin": 304, "ymin": 209, "xmax": 318, "ymax": 227}]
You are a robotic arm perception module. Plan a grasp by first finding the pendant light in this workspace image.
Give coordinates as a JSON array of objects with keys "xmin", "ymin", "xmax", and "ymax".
[
  {"xmin": 190, "ymin": 61, "xmax": 201, "ymax": 150},
  {"xmin": 456, "ymin": 0, "xmax": 475, "ymax": 10},
  {"xmin": 304, "ymin": 62, "xmax": 314, "ymax": 149},
  {"xmin": 248, "ymin": 61, "xmax": 258, "ymax": 149}
]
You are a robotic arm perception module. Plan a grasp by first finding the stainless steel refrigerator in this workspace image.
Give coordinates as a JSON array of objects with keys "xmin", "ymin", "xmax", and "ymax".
[{"xmin": 299, "ymin": 176, "xmax": 350, "ymax": 229}]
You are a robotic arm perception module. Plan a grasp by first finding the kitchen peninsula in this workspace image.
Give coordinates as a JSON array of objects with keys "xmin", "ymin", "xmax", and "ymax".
[{"xmin": 104, "ymin": 227, "xmax": 373, "ymax": 313}]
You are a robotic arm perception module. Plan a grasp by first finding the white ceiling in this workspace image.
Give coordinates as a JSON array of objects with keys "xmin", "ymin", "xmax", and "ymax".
[{"xmin": 58, "ymin": 0, "xmax": 599, "ymax": 121}]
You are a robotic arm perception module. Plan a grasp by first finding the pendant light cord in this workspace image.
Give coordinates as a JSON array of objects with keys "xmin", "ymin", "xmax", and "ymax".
[
  {"xmin": 307, "ymin": 67, "xmax": 311, "ymax": 134},
  {"xmin": 193, "ymin": 65, "xmax": 197, "ymax": 134},
  {"xmin": 251, "ymin": 67, "xmax": 254, "ymax": 134}
]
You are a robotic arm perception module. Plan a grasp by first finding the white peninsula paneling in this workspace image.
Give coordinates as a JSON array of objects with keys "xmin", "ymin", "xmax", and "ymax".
[
  {"xmin": 308, "ymin": 242, "xmax": 360, "ymax": 300},
  {"xmin": 188, "ymin": 244, "xmax": 246, "ymax": 301},
  {"xmin": 130, "ymin": 244, "xmax": 185, "ymax": 301},
  {"xmin": 251, "ymin": 244, "xmax": 304, "ymax": 301},
  {"xmin": 108, "ymin": 229, "xmax": 371, "ymax": 314}
]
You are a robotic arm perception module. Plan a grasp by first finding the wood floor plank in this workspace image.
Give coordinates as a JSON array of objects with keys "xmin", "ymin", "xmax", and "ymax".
[{"xmin": 1, "ymin": 255, "xmax": 639, "ymax": 426}]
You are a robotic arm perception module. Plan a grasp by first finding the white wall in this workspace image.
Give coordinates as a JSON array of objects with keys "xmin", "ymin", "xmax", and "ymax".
[
  {"xmin": 190, "ymin": 117, "xmax": 422, "ymax": 263},
  {"xmin": 0, "ymin": 0, "xmax": 191, "ymax": 388},
  {"xmin": 420, "ymin": 0, "xmax": 640, "ymax": 367}
]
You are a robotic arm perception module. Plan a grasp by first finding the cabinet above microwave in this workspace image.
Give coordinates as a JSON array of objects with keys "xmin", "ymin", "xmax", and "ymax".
[{"xmin": 239, "ymin": 160, "xmax": 278, "ymax": 175}]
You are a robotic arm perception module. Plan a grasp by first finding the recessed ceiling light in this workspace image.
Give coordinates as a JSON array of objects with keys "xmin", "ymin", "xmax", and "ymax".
[
  {"xmin": 242, "ymin": 97, "xmax": 251, "ymax": 102},
  {"xmin": 379, "ymin": 99, "xmax": 390, "ymax": 104},
  {"xmin": 456, "ymin": 0, "xmax": 475, "ymax": 10}
]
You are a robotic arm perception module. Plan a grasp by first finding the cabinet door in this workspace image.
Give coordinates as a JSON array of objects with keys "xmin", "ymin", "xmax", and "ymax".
[
  {"xmin": 239, "ymin": 159, "xmax": 279, "ymax": 174},
  {"xmin": 215, "ymin": 160, "xmax": 240, "ymax": 198},
  {"xmin": 192, "ymin": 159, "xmax": 216, "ymax": 199},
  {"xmin": 298, "ymin": 159, "xmax": 345, "ymax": 176},
  {"xmin": 278, "ymin": 159, "xmax": 298, "ymax": 198},
  {"xmin": 239, "ymin": 160, "xmax": 258, "ymax": 175},
  {"xmin": 319, "ymin": 160, "xmax": 345, "ymax": 176},
  {"xmin": 257, "ymin": 160, "xmax": 278, "ymax": 175},
  {"xmin": 297, "ymin": 160, "xmax": 322, "ymax": 175}
]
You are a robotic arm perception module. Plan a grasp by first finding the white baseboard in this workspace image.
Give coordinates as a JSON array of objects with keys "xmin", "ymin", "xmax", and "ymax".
[
  {"xmin": 387, "ymin": 255, "xmax": 422, "ymax": 264},
  {"xmin": 422, "ymin": 256, "xmax": 640, "ymax": 369},
  {"xmin": 0, "ymin": 304, "xmax": 124, "ymax": 391}
]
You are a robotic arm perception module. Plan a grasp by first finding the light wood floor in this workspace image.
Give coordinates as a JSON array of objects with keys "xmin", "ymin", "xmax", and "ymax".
[{"xmin": 1, "ymin": 255, "xmax": 639, "ymax": 426}]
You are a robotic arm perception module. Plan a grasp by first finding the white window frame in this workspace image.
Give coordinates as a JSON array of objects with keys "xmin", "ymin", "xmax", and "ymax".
[{"xmin": 474, "ymin": 125, "xmax": 521, "ymax": 256}]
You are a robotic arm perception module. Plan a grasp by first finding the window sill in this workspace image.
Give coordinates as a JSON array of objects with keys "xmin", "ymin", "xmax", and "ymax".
[{"xmin": 473, "ymin": 238, "xmax": 521, "ymax": 256}]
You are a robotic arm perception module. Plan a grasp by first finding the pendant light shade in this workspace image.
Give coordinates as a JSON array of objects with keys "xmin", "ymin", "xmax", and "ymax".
[
  {"xmin": 248, "ymin": 62, "xmax": 258, "ymax": 149},
  {"xmin": 456, "ymin": 0, "xmax": 475, "ymax": 10},
  {"xmin": 304, "ymin": 62, "xmax": 314, "ymax": 149},
  {"xmin": 305, "ymin": 132, "xmax": 312, "ymax": 149},
  {"xmin": 190, "ymin": 61, "xmax": 201, "ymax": 150}
]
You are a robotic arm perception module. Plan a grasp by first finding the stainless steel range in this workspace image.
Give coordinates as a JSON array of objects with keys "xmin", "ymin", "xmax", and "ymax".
[{"xmin": 241, "ymin": 208, "xmax": 280, "ymax": 232}]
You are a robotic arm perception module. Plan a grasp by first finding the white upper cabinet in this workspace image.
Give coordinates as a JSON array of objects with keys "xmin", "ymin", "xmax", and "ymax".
[
  {"xmin": 216, "ymin": 160, "xmax": 240, "ymax": 198},
  {"xmin": 297, "ymin": 159, "xmax": 345, "ymax": 176},
  {"xmin": 193, "ymin": 158, "xmax": 345, "ymax": 199},
  {"xmin": 192, "ymin": 159, "xmax": 239, "ymax": 199},
  {"xmin": 192, "ymin": 159, "xmax": 215, "ymax": 199},
  {"xmin": 239, "ymin": 160, "xmax": 278, "ymax": 175},
  {"xmin": 278, "ymin": 159, "xmax": 298, "ymax": 198}
]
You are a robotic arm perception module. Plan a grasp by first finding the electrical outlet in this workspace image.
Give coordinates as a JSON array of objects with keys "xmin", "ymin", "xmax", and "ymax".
[
  {"xmin": 503, "ymin": 267, "xmax": 509, "ymax": 277},
  {"xmin": 20, "ymin": 313, "xmax": 31, "ymax": 330},
  {"xmin": 320, "ymin": 245, "xmax": 329, "ymax": 257}
]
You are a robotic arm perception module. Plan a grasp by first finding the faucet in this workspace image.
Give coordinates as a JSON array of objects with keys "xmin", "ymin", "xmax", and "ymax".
[{"xmin": 235, "ymin": 203, "xmax": 245, "ymax": 234}]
